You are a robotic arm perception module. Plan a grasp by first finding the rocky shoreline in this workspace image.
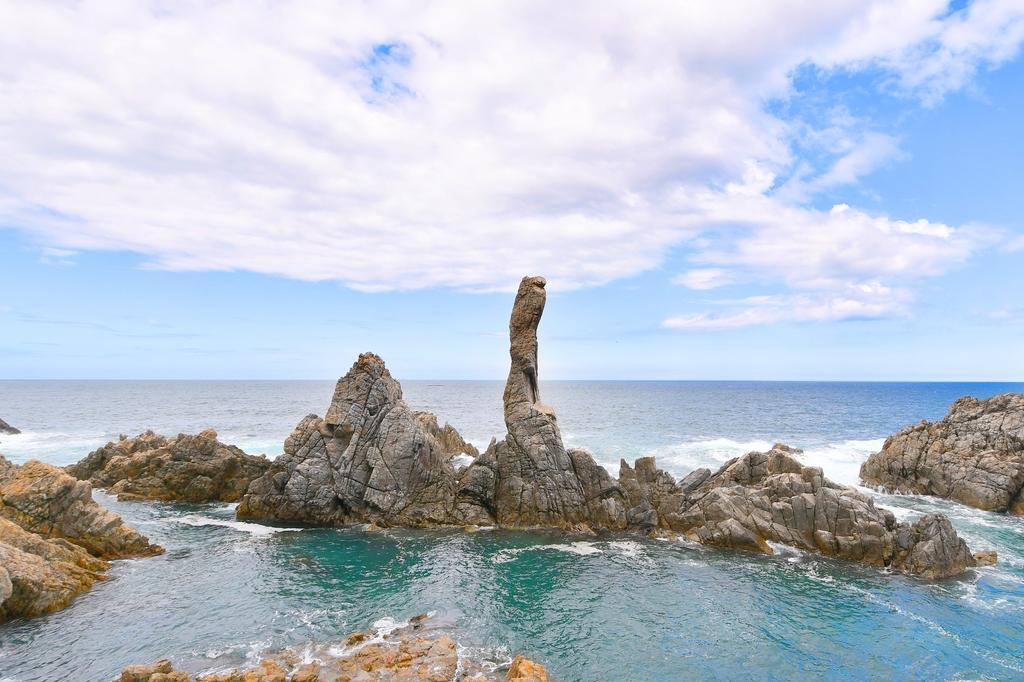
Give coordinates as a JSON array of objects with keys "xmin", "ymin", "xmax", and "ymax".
[
  {"xmin": 121, "ymin": 616, "xmax": 548, "ymax": 682},
  {"xmin": 0, "ymin": 455, "xmax": 162, "ymax": 622}
]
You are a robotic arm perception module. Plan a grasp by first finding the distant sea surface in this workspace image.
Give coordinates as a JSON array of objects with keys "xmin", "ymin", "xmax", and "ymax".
[{"xmin": 1, "ymin": 381, "xmax": 1023, "ymax": 681}]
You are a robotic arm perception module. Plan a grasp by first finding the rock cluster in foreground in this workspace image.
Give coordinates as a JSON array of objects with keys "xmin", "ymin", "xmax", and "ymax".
[
  {"xmin": 121, "ymin": 616, "xmax": 548, "ymax": 682},
  {"xmin": 0, "ymin": 417, "xmax": 19, "ymax": 436},
  {"xmin": 237, "ymin": 276, "xmax": 978, "ymax": 578},
  {"xmin": 68, "ymin": 429, "xmax": 273, "ymax": 503},
  {"xmin": 860, "ymin": 393, "xmax": 1024, "ymax": 514},
  {"xmin": 0, "ymin": 454, "xmax": 162, "ymax": 622}
]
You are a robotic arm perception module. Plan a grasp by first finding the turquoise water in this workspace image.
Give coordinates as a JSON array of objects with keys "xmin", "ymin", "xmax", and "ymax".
[{"xmin": 1, "ymin": 381, "xmax": 1023, "ymax": 681}]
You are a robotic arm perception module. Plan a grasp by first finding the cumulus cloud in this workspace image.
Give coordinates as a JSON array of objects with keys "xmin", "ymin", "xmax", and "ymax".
[{"xmin": 0, "ymin": 0, "xmax": 1020, "ymax": 297}]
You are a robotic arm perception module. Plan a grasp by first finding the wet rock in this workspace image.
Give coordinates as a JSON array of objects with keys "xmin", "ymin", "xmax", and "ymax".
[
  {"xmin": 122, "ymin": 617, "xmax": 547, "ymax": 681},
  {"xmin": 0, "ymin": 455, "xmax": 162, "ymax": 560},
  {"xmin": 67, "ymin": 429, "xmax": 273, "ymax": 503},
  {"xmin": 238, "ymin": 353, "xmax": 462, "ymax": 527},
  {"xmin": 0, "ymin": 417, "xmax": 19, "ymax": 435},
  {"xmin": 860, "ymin": 393, "xmax": 1024, "ymax": 513},
  {"xmin": 974, "ymin": 550, "xmax": 998, "ymax": 566},
  {"xmin": 622, "ymin": 446, "xmax": 977, "ymax": 578}
]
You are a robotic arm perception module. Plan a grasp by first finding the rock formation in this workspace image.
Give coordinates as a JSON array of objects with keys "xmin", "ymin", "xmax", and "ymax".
[
  {"xmin": 0, "ymin": 417, "xmax": 19, "ymax": 435},
  {"xmin": 68, "ymin": 429, "xmax": 273, "ymax": 503},
  {"xmin": 120, "ymin": 616, "xmax": 548, "ymax": 681},
  {"xmin": 238, "ymin": 275, "xmax": 976, "ymax": 578},
  {"xmin": 462, "ymin": 276, "xmax": 625, "ymax": 527},
  {"xmin": 238, "ymin": 353, "xmax": 464, "ymax": 526},
  {"xmin": 0, "ymin": 454, "xmax": 162, "ymax": 622},
  {"xmin": 620, "ymin": 445, "xmax": 976, "ymax": 578},
  {"xmin": 415, "ymin": 412, "xmax": 479, "ymax": 459},
  {"xmin": 860, "ymin": 393, "xmax": 1024, "ymax": 513}
]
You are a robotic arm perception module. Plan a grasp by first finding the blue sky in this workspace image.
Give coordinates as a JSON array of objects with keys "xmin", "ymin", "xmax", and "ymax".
[{"xmin": 2, "ymin": 1, "xmax": 1024, "ymax": 380}]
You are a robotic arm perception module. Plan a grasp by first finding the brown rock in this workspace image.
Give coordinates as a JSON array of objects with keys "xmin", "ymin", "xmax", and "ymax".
[
  {"xmin": 68, "ymin": 429, "xmax": 273, "ymax": 503},
  {"xmin": 974, "ymin": 550, "xmax": 998, "ymax": 566},
  {"xmin": 0, "ymin": 456, "xmax": 162, "ymax": 559},
  {"xmin": 860, "ymin": 393, "xmax": 1024, "ymax": 513},
  {"xmin": 506, "ymin": 655, "xmax": 549, "ymax": 682}
]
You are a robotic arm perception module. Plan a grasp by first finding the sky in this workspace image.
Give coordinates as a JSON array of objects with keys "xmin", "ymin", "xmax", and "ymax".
[{"xmin": 2, "ymin": 0, "xmax": 1024, "ymax": 380}]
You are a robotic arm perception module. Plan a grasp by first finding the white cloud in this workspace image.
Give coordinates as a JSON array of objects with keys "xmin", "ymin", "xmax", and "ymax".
[
  {"xmin": 664, "ymin": 283, "xmax": 912, "ymax": 329},
  {"xmin": 0, "ymin": 0, "xmax": 1020, "ymax": 295},
  {"xmin": 673, "ymin": 269, "xmax": 734, "ymax": 290}
]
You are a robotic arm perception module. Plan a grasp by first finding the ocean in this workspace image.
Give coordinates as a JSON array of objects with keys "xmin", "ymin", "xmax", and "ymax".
[{"xmin": 0, "ymin": 380, "xmax": 1022, "ymax": 681}]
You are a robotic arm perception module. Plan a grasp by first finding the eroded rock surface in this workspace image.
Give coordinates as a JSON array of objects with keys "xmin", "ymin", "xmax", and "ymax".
[
  {"xmin": 0, "ymin": 454, "xmax": 162, "ymax": 622},
  {"xmin": 0, "ymin": 455, "xmax": 162, "ymax": 560},
  {"xmin": 121, "ymin": 616, "xmax": 548, "ymax": 682},
  {"xmin": 0, "ymin": 417, "xmax": 19, "ymax": 436},
  {"xmin": 67, "ymin": 429, "xmax": 273, "ymax": 503},
  {"xmin": 415, "ymin": 412, "xmax": 479, "ymax": 460},
  {"xmin": 238, "ymin": 353, "xmax": 463, "ymax": 526},
  {"xmin": 620, "ymin": 445, "xmax": 977, "ymax": 578},
  {"xmin": 860, "ymin": 393, "xmax": 1024, "ymax": 513}
]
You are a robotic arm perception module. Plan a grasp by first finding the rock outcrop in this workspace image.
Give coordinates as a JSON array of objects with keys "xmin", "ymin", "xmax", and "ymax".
[
  {"xmin": 0, "ymin": 417, "xmax": 19, "ymax": 435},
  {"xmin": 860, "ymin": 393, "xmax": 1024, "ymax": 513},
  {"xmin": 238, "ymin": 275, "xmax": 975, "ymax": 578},
  {"xmin": 415, "ymin": 412, "xmax": 479, "ymax": 459},
  {"xmin": 464, "ymin": 276, "xmax": 625, "ymax": 528},
  {"xmin": 121, "ymin": 616, "xmax": 548, "ymax": 681},
  {"xmin": 238, "ymin": 353, "xmax": 463, "ymax": 526},
  {"xmin": 0, "ymin": 454, "xmax": 162, "ymax": 621},
  {"xmin": 67, "ymin": 429, "xmax": 273, "ymax": 503},
  {"xmin": 618, "ymin": 445, "xmax": 977, "ymax": 578},
  {"xmin": 0, "ymin": 455, "xmax": 162, "ymax": 560}
]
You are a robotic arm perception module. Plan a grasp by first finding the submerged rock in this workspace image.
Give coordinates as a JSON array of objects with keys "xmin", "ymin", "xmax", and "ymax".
[
  {"xmin": 0, "ymin": 454, "xmax": 161, "ymax": 622},
  {"xmin": 67, "ymin": 429, "xmax": 273, "ymax": 503},
  {"xmin": 0, "ymin": 417, "xmax": 19, "ymax": 436},
  {"xmin": 860, "ymin": 393, "xmax": 1024, "ymax": 513},
  {"xmin": 0, "ymin": 455, "xmax": 162, "ymax": 560},
  {"xmin": 121, "ymin": 616, "xmax": 548, "ymax": 681}
]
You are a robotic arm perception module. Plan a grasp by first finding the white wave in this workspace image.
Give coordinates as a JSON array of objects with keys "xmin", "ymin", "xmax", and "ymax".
[
  {"xmin": 0, "ymin": 430, "xmax": 110, "ymax": 467},
  {"xmin": 492, "ymin": 541, "xmax": 603, "ymax": 564},
  {"xmin": 174, "ymin": 514, "xmax": 303, "ymax": 536},
  {"xmin": 799, "ymin": 439, "xmax": 885, "ymax": 488}
]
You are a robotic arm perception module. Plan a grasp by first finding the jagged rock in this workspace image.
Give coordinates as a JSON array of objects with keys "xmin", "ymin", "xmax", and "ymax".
[
  {"xmin": 415, "ymin": 412, "xmax": 479, "ymax": 459},
  {"xmin": 460, "ymin": 276, "xmax": 627, "ymax": 528},
  {"xmin": 121, "ymin": 616, "xmax": 548, "ymax": 681},
  {"xmin": 974, "ymin": 550, "xmax": 998, "ymax": 566},
  {"xmin": 67, "ymin": 429, "xmax": 273, "ymax": 503},
  {"xmin": 620, "ymin": 446, "xmax": 976, "ymax": 578},
  {"xmin": 238, "ymin": 353, "xmax": 464, "ymax": 526},
  {"xmin": 0, "ymin": 417, "xmax": 19, "ymax": 435},
  {"xmin": 0, "ymin": 455, "xmax": 162, "ymax": 560},
  {"xmin": 0, "ymin": 516, "xmax": 110, "ymax": 622},
  {"xmin": 860, "ymin": 393, "xmax": 1024, "ymax": 513}
]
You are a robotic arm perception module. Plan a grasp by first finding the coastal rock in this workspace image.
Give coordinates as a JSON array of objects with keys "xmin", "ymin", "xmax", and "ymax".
[
  {"xmin": 622, "ymin": 446, "xmax": 977, "ymax": 578},
  {"xmin": 121, "ymin": 616, "xmax": 548, "ymax": 681},
  {"xmin": 238, "ymin": 353, "xmax": 463, "ymax": 526},
  {"xmin": 415, "ymin": 412, "xmax": 479, "ymax": 459},
  {"xmin": 0, "ymin": 455, "xmax": 162, "ymax": 560},
  {"xmin": 460, "ymin": 276, "xmax": 628, "ymax": 528},
  {"xmin": 860, "ymin": 393, "xmax": 1024, "ymax": 513},
  {"xmin": 67, "ymin": 429, "xmax": 273, "ymax": 503},
  {"xmin": 0, "ymin": 516, "xmax": 109, "ymax": 621},
  {"xmin": 0, "ymin": 417, "xmax": 19, "ymax": 435}
]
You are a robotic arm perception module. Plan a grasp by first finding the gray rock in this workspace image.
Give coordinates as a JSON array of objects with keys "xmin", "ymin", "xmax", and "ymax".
[
  {"xmin": 860, "ymin": 393, "xmax": 1024, "ymax": 513},
  {"xmin": 415, "ymin": 412, "xmax": 480, "ymax": 459},
  {"xmin": 0, "ymin": 418, "xmax": 19, "ymax": 436},
  {"xmin": 67, "ymin": 429, "xmax": 273, "ymax": 503},
  {"xmin": 621, "ymin": 445, "xmax": 977, "ymax": 578},
  {"xmin": 239, "ymin": 353, "xmax": 467, "ymax": 527}
]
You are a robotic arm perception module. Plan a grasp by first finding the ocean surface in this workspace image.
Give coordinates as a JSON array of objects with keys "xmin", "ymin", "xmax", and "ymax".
[{"xmin": 1, "ymin": 380, "xmax": 1023, "ymax": 681}]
